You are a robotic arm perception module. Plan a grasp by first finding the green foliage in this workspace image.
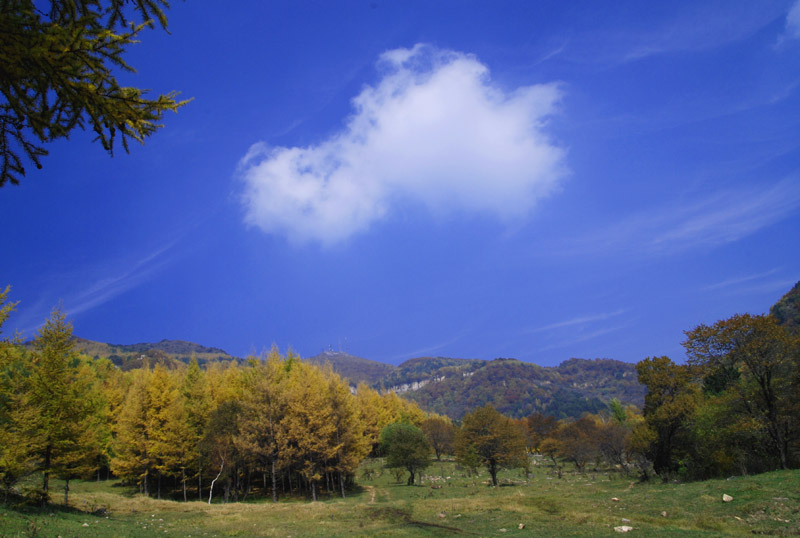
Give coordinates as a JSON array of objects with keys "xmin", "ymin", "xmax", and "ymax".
[
  {"xmin": 684, "ymin": 314, "xmax": 800, "ymax": 471},
  {"xmin": 379, "ymin": 422, "xmax": 431, "ymax": 485},
  {"xmin": 0, "ymin": 0, "xmax": 189, "ymax": 186}
]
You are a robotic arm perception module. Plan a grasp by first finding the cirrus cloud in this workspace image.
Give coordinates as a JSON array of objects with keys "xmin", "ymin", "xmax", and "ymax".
[{"xmin": 239, "ymin": 44, "xmax": 567, "ymax": 245}]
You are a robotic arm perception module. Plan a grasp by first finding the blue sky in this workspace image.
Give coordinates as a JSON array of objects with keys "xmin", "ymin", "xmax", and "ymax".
[{"xmin": 2, "ymin": 0, "xmax": 799, "ymax": 366}]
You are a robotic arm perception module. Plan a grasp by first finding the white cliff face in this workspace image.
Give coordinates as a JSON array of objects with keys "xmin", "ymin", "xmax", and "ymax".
[
  {"xmin": 388, "ymin": 375, "xmax": 451, "ymax": 394},
  {"xmin": 389, "ymin": 379, "xmax": 431, "ymax": 394}
]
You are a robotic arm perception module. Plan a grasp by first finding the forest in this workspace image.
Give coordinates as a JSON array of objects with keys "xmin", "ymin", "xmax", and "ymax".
[{"xmin": 1, "ymin": 283, "xmax": 799, "ymax": 513}]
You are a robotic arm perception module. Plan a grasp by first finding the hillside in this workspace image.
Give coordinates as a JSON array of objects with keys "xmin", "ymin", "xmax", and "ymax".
[
  {"xmin": 392, "ymin": 357, "xmax": 643, "ymax": 420},
  {"xmin": 63, "ymin": 338, "xmax": 643, "ymax": 419},
  {"xmin": 70, "ymin": 337, "xmax": 240, "ymax": 370},
  {"xmin": 771, "ymin": 280, "xmax": 800, "ymax": 336},
  {"xmin": 305, "ymin": 350, "xmax": 396, "ymax": 385}
]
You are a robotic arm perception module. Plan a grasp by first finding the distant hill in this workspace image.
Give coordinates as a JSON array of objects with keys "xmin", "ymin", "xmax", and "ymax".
[
  {"xmin": 70, "ymin": 337, "xmax": 240, "ymax": 371},
  {"xmin": 771, "ymin": 280, "xmax": 800, "ymax": 336},
  {"xmin": 305, "ymin": 351, "xmax": 396, "ymax": 385},
  {"xmin": 382, "ymin": 356, "xmax": 644, "ymax": 420},
  {"xmin": 61, "ymin": 340, "xmax": 643, "ymax": 419}
]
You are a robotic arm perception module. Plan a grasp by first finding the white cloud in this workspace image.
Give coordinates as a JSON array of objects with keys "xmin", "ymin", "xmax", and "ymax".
[{"xmin": 239, "ymin": 44, "xmax": 566, "ymax": 245}]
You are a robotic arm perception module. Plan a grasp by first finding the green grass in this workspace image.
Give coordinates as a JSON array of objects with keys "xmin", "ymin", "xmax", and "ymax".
[{"xmin": 1, "ymin": 461, "xmax": 798, "ymax": 537}]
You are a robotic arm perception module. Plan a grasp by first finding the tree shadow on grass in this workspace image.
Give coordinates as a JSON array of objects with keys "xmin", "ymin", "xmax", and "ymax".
[{"xmin": 365, "ymin": 505, "xmax": 477, "ymax": 535}]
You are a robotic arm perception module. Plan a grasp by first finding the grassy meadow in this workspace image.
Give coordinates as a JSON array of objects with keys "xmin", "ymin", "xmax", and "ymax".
[{"xmin": 1, "ymin": 460, "xmax": 798, "ymax": 537}]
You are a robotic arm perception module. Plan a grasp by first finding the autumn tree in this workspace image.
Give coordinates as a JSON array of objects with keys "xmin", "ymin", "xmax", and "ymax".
[
  {"xmin": 379, "ymin": 422, "xmax": 431, "ymax": 485},
  {"xmin": 635, "ymin": 356, "xmax": 699, "ymax": 478},
  {"xmin": 0, "ymin": 0, "xmax": 189, "ymax": 186},
  {"xmin": 551, "ymin": 416, "xmax": 600, "ymax": 473},
  {"xmin": 280, "ymin": 360, "xmax": 337, "ymax": 501},
  {"xmin": 180, "ymin": 356, "xmax": 212, "ymax": 500},
  {"xmin": 145, "ymin": 365, "xmax": 191, "ymax": 499},
  {"xmin": 524, "ymin": 412, "xmax": 558, "ymax": 454},
  {"xmin": 236, "ymin": 350, "xmax": 288, "ymax": 502},
  {"xmin": 203, "ymin": 400, "xmax": 242, "ymax": 503},
  {"xmin": 111, "ymin": 368, "xmax": 153, "ymax": 494},
  {"xmin": 355, "ymin": 383, "xmax": 394, "ymax": 454},
  {"xmin": 455, "ymin": 405, "xmax": 527, "ymax": 486},
  {"xmin": 421, "ymin": 416, "xmax": 456, "ymax": 461},
  {"xmin": 322, "ymin": 366, "xmax": 370, "ymax": 497},
  {"xmin": 684, "ymin": 314, "xmax": 800, "ymax": 470}
]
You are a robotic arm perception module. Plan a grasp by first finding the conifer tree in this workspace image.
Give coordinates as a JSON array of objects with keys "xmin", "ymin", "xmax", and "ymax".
[
  {"xmin": 181, "ymin": 357, "xmax": 211, "ymax": 500},
  {"xmin": 0, "ymin": 0, "xmax": 189, "ymax": 186},
  {"xmin": 323, "ymin": 366, "xmax": 370, "ymax": 497},
  {"xmin": 111, "ymin": 368, "xmax": 153, "ymax": 493},
  {"xmin": 145, "ymin": 365, "xmax": 188, "ymax": 499},
  {"xmin": 27, "ymin": 307, "xmax": 99, "ymax": 503},
  {"xmin": 236, "ymin": 349, "xmax": 287, "ymax": 502},
  {"xmin": 280, "ymin": 360, "xmax": 337, "ymax": 501},
  {"xmin": 0, "ymin": 289, "xmax": 33, "ymax": 499}
]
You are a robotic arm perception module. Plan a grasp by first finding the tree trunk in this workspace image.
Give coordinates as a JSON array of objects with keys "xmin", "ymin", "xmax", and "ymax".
[
  {"xmin": 43, "ymin": 444, "xmax": 51, "ymax": 496},
  {"xmin": 339, "ymin": 472, "xmax": 346, "ymax": 499},
  {"xmin": 271, "ymin": 458, "xmax": 278, "ymax": 503},
  {"xmin": 208, "ymin": 458, "xmax": 224, "ymax": 505},
  {"xmin": 489, "ymin": 461, "xmax": 498, "ymax": 486},
  {"xmin": 311, "ymin": 480, "xmax": 317, "ymax": 502},
  {"xmin": 182, "ymin": 467, "xmax": 187, "ymax": 502},
  {"xmin": 63, "ymin": 478, "xmax": 69, "ymax": 505}
]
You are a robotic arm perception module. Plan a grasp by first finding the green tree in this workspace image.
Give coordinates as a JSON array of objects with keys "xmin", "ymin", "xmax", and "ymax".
[
  {"xmin": 26, "ymin": 307, "xmax": 99, "ymax": 503},
  {"xmin": 0, "ymin": 0, "xmax": 189, "ymax": 186},
  {"xmin": 455, "ymin": 405, "xmax": 527, "ymax": 486},
  {"xmin": 684, "ymin": 314, "xmax": 800, "ymax": 470},
  {"xmin": 0, "ymin": 287, "xmax": 33, "ymax": 499},
  {"xmin": 379, "ymin": 422, "xmax": 431, "ymax": 486}
]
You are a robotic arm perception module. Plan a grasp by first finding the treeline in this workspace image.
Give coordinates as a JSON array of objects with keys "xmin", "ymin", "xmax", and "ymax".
[
  {"xmin": 635, "ymin": 313, "xmax": 799, "ymax": 479},
  {"xmin": 0, "ymin": 291, "xmax": 430, "ymax": 505},
  {"xmin": 517, "ymin": 313, "xmax": 800, "ymax": 482},
  {"xmin": 398, "ymin": 314, "xmax": 800, "ymax": 485}
]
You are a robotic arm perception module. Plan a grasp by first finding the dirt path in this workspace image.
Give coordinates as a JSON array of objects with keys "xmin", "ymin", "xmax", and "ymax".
[{"xmin": 364, "ymin": 485, "xmax": 376, "ymax": 504}]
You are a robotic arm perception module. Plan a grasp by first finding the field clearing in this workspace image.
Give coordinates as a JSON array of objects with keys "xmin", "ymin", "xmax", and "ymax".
[{"xmin": 1, "ymin": 461, "xmax": 798, "ymax": 537}]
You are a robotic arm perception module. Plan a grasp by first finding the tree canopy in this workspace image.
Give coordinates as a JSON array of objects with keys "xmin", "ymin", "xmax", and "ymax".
[
  {"xmin": 455, "ymin": 404, "xmax": 527, "ymax": 486},
  {"xmin": 379, "ymin": 422, "xmax": 431, "ymax": 486},
  {"xmin": 0, "ymin": 0, "xmax": 188, "ymax": 186}
]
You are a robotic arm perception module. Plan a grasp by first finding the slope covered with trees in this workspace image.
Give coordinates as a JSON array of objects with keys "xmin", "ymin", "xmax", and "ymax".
[
  {"xmin": 305, "ymin": 350, "xmax": 396, "ymax": 386},
  {"xmin": 397, "ymin": 357, "xmax": 643, "ymax": 420},
  {"xmin": 770, "ymin": 280, "xmax": 800, "ymax": 336}
]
